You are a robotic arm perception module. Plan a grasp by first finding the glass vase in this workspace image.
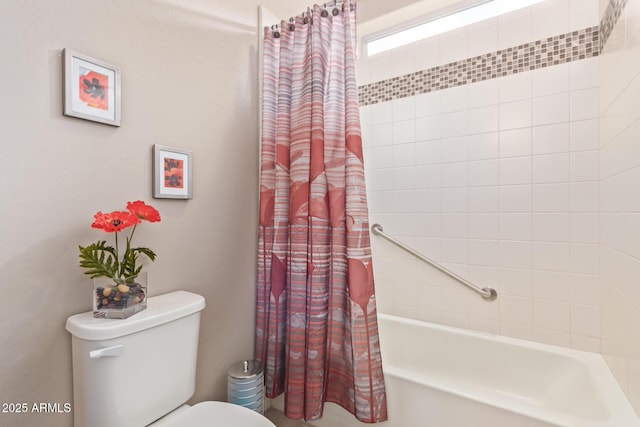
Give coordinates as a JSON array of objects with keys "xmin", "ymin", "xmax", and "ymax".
[{"xmin": 93, "ymin": 272, "xmax": 147, "ymax": 319}]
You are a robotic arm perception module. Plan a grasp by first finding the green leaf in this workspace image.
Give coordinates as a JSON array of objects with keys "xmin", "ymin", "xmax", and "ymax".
[
  {"xmin": 121, "ymin": 246, "xmax": 156, "ymax": 279},
  {"xmin": 78, "ymin": 241, "xmax": 119, "ymax": 279}
]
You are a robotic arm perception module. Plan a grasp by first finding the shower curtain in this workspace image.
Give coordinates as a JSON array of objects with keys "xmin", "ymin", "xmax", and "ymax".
[{"xmin": 255, "ymin": 0, "xmax": 387, "ymax": 423}]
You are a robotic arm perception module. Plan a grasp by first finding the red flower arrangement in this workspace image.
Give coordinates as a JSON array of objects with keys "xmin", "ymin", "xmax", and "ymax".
[{"xmin": 79, "ymin": 201, "xmax": 161, "ymax": 281}]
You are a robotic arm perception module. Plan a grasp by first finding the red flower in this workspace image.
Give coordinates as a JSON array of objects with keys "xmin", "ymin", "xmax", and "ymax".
[
  {"xmin": 127, "ymin": 201, "xmax": 161, "ymax": 223},
  {"xmin": 91, "ymin": 211, "xmax": 140, "ymax": 233}
]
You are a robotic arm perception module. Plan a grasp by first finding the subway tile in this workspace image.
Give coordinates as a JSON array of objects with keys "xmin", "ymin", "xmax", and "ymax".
[
  {"xmin": 534, "ymin": 300, "xmax": 571, "ymax": 332},
  {"xmin": 416, "ymin": 165, "xmax": 442, "ymax": 189},
  {"xmin": 469, "ymin": 186, "xmax": 499, "ymax": 213},
  {"xmin": 469, "ymin": 132, "xmax": 500, "ymax": 160},
  {"xmin": 533, "ymin": 270, "xmax": 572, "ymax": 302},
  {"xmin": 570, "ymin": 213, "xmax": 599, "ymax": 243},
  {"xmin": 440, "ymin": 27, "xmax": 468, "ymax": 64},
  {"xmin": 469, "ymin": 239, "xmax": 499, "ymax": 266},
  {"xmin": 469, "ymin": 105, "xmax": 500, "ymax": 135},
  {"xmin": 500, "ymin": 295, "xmax": 533, "ymax": 326},
  {"xmin": 415, "ymin": 91, "xmax": 441, "ymax": 117},
  {"xmin": 570, "ymin": 150, "xmax": 599, "ymax": 182},
  {"xmin": 468, "ymin": 17, "xmax": 498, "ymax": 58},
  {"xmin": 570, "ymin": 273, "xmax": 600, "ymax": 306},
  {"xmin": 571, "ymin": 243, "xmax": 600, "ymax": 274},
  {"xmin": 469, "ymin": 159, "xmax": 500, "ymax": 187},
  {"xmin": 441, "ymin": 239, "xmax": 469, "ymax": 264},
  {"xmin": 392, "ymin": 167, "xmax": 419, "ymax": 190},
  {"xmin": 500, "ymin": 128, "xmax": 532, "ymax": 158},
  {"xmin": 392, "ymin": 142, "xmax": 416, "ymax": 167},
  {"xmin": 441, "ymin": 110, "xmax": 469, "ymax": 138},
  {"xmin": 570, "ymin": 57, "xmax": 599, "ymax": 91},
  {"xmin": 570, "ymin": 119, "xmax": 600, "ymax": 151},
  {"xmin": 533, "ymin": 183, "xmax": 571, "ymax": 212},
  {"xmin": 371, "ymin": 123, "xmax": 393, "ymax": 148},
  {"xmin": 569, "ymin": 0, "xmax": 600, "ymax": 31},
  {"xmin": 499, "ymin": 268, "xmax": 533, "ymax": 298},
  {"xmin": 393, "ymin": 119, "xmax": 416, "ymax": 145},
  {"xmin": 531, "ymin": 0, "xmax": 570, "ymax": 41},
  {"xmin": 571, "ymin": 182, "xmax": 599, "ymax": 212},
  {"xmin": 500, "ymin": 241, "xmax": 533, "ymax": 269},
  {"xmin": 532, "ymin": 123, "xmax": 570, "ymax": 155},
  {"xmin": 416, "ymin": 189, "xmax": 441, "ymax": 213},
  {"xmin": 532, "ymin": 153, "xmax": 570, "ymax": 184},
  {"xmin": 468, "ymin": 78, "xmax": 499, "ymax": 108},
  {"xmin": 498, "ymin": 7, "xmax": 532, "ymax": 50},
  {"xmin": 415, "ymin": 140, "xmax": 441, "ymax": 164},
  {"xmin": 441, "ymin": 213, "xmax": 469, "ymax": 238},
  {"xmin": 500, "ymin": 213, "xmax": 533, "ymax": 241},
  {"xmin": 533, "ymin": 242, "xmax": 571, "ymax": 272},
  {"xmin": 415, "ymin": 115, "xmax": 441, "ymax": 142},
  {"xmin": 532, "ymin": 62, "xmax": 570, "ymax": 97},
  {"xmin": 441, "ymin": 162, "xmax": 469, "ymax": 188},
  {"xmin": 391, "ymin": 43, "xmax": 417, "ymax": 78},
  {"xmin": 533, "ymin": 92, "xmax": 570, "ymax": 126},
  {"xmin": 441, "ymin": 85, "xmax": 468, "ymax": 113},
  {"xmin": 441, "ymin": 188, "xmax": 469, "ymax": 213},
  {"xmin": 571, "ymin": 304, "xmax": 602, "ymax": 337},
  {"xmin": 441, "ymin": 136, "xmax": 469, "ymax": 163},
  {"xmin": 500, "ymin": 157, "xmax": 532, "ymax": 185},
  {"xmin": 371, "ymin": 100, "xmax": 393, "ymax": 125},
  {"xmin": 500, "ymin": 99, "xmax": 533, "ymax": 130},
  {"xmin": 500, "ymin": 185, "xmax": 532, "ymax": 213},
  {"xmin": 392, "ymin": 96, "xmax": 416, "ymax": 122},
  {"xmin": 534, "ymin": 328, "xmax": 572, "ymax": 347},
  {"xmin": 533, "ymin": 213, "xmax": 571, "ymax": 242},
  {"xmin": 499, "ymin": 72, "xmax": 533, "ymax": 104},
  {"xmin": 571, "ymin": 88, "xmax": 600, "ymax": 121},
  {"xmin": 469, "ymin": 213, "xmax": 499, "ymax": 239}
]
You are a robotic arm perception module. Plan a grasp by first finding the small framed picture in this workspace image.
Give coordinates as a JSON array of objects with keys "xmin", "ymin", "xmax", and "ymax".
[
  {"xmin": 153, "ymin": 145, "xmax": 193, "ymax": 199},
  {"xmin": 63, "ymin": 49, "xmax": 121, "ymax": 126}
]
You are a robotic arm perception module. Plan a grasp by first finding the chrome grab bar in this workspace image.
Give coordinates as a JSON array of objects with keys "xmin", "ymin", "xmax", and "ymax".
[{"xmin": 370, "ymin": 223, "xmax": 498, "ymax": 301}]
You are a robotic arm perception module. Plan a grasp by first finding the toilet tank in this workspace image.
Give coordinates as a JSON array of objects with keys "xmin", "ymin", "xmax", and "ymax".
[{"xmin": 65, "ymin": 291, "xmax": 206, "ymax": 427}]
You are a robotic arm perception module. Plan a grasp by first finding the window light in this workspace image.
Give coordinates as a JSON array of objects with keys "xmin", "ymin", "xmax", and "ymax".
[{"xmin": 366, "ymin": 0, "xmax": 545, "ymax": 56}]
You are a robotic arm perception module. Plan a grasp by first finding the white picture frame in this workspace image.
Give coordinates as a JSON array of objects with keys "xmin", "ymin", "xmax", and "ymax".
[{"xmin": 63, "ymin": 49, "xmax": 121, "ymax": 126}]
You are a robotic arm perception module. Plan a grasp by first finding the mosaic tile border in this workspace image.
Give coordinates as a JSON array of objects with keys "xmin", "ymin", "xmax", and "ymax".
[
  {"xmin": 358, "ymin": 26, "xmax": 599, "ymax": 106},
  {"xmin": 599, "ymin": 0, "xmax": 629, "ymax": 52}
]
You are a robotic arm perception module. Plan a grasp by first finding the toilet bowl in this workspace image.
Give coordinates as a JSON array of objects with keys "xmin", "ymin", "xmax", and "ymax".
[
  {"xmin": 151, "ymin": 402, "xmax": 275, "ymax": 426},
  {"xmin": 65, "ymin": 291, "xmax": 275, "ymax": 427}
]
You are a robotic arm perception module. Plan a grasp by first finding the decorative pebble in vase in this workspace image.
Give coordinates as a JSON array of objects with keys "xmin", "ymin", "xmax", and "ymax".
[{"xmin": 93, "ymin": 272, "xmax": 147, "ymax": 319}]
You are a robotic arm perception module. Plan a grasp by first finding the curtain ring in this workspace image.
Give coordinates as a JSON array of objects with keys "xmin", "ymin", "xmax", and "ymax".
[
  {"xmin": 272, "ymin": 24, "xmax": 280, "ymax": 38},
  {"xmin": 320, "ymin": 3, "xmax": 329, "ymax": 17},
  {"xmin": 332, "ymin": 7, "xmax": 340, "ymax": 16}
]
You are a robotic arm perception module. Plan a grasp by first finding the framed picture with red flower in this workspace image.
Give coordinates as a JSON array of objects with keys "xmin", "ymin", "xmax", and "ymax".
[
  {"xmin": 153, "ymin": 144, "xmax": 193, "ymax": 199},
  {"xmin": 63, "ymin": 49, "xmax": 121, "ymax": 126}
]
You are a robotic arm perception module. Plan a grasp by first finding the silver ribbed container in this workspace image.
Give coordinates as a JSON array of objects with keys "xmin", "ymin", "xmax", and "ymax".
[{"xmin": 228, "ymin": 360, "xmax": 264, "ymax": 414}]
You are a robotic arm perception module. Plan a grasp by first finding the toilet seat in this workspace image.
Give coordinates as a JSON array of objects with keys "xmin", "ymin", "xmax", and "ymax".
[{"xmin": 150, "ymin": 401, "xmax": 275, "ymax": 427}]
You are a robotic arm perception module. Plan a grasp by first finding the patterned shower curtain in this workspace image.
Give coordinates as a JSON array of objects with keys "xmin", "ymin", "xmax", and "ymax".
[{"xmin": 255, "ymin": 0, "xmax": 387, "ymax": 423}]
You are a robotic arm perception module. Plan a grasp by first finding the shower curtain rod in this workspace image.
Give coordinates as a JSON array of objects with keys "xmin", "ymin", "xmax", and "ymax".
[{"xmin": 269, "ymin": 0, "xmax": 351, "ymax": 30}]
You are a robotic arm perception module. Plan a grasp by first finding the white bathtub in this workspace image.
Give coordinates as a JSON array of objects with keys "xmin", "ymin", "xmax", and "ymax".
[{"xmin": 309, "ymin": 314, "xmax": 640, "ymax": 427}]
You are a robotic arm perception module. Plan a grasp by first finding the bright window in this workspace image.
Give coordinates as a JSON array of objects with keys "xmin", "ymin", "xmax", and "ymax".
[{"xmin": 366, "ymin": 0, "xmax": 545, "ymax": 56}]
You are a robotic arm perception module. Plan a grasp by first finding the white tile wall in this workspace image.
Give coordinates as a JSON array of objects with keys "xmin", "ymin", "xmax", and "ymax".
[
  {"xmin": 599, "ymin": 0, "xmax": 640, "ymax": 415},
  {"xmin": 359, "ymin": 0, "xmax": 602, "ymax": 353}
]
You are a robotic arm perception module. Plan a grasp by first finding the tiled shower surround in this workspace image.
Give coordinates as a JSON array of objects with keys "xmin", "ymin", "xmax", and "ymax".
[
  {"xmin": 358, "ymin": 0, "xmax": 640, "ymax": 414},
  {"xmin": 358, "ymin": 27, "xmax": 599, "ymax": 106}
]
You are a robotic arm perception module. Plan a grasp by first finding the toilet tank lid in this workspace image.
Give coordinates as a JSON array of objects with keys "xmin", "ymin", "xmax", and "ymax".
[{"xmin": 65, "ymin": 291, "xmax": 206, "ymax": 341}]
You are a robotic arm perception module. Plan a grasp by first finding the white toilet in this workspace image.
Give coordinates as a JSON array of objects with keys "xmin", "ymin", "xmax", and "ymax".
[{"xmin": 65, "ymin": 290, "xmax": 275, "ymax": 427}]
